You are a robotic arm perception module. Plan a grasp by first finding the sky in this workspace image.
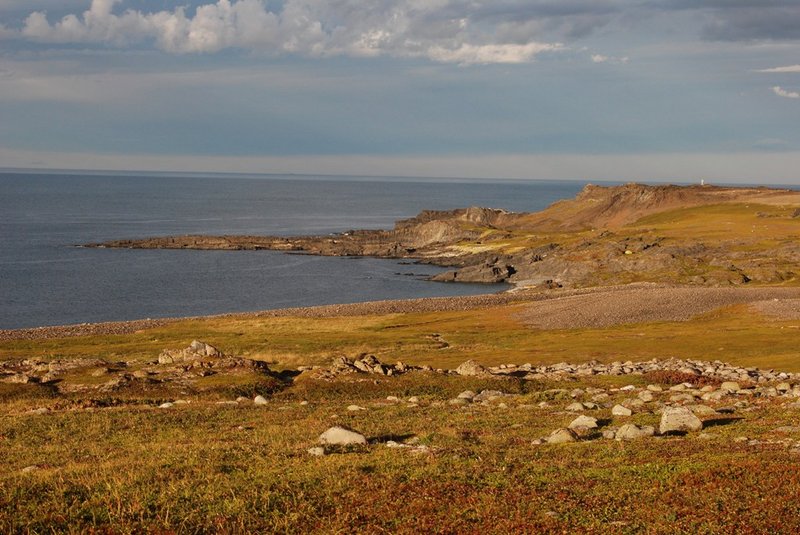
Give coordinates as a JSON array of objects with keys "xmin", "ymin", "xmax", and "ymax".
[{"xmin": 0, "ymin": 0, "xmax": 799, "ymax": 183}]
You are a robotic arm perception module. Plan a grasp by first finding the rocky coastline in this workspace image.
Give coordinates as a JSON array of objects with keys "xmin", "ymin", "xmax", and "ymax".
[{"xmin": 85, "ymin": 183, "xmax": 800, "ymax": 288}]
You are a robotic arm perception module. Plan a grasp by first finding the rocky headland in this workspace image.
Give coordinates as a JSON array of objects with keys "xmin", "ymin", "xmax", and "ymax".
[{"xmin": 87, "ymin": 183, "xmax": 800, "ymax": 288}]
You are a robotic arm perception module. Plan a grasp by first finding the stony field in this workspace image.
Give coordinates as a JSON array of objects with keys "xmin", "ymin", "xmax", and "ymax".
[{"xmin": 0, "ymin": 314, "xmax": 800, "ymax": 533}]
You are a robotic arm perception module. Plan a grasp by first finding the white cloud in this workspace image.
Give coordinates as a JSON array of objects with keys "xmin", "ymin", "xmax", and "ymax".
[
  {"xmin": 428, "ymin": 43, "xmax": 561, "ymax": 65},
  {"xmin": 18, "ymin": 0, "xmax": 564, "ymax": 64},
  {"xmin": 773, "ymin": 86, "xmax": 800, "ymax": 99},
  {"xmin": 758, "ymin": 64, "xmax": 800, "ymax": 73},
  {"xmin": 590, "ymin": 52, "xmax": 629, "ymax": 65}
]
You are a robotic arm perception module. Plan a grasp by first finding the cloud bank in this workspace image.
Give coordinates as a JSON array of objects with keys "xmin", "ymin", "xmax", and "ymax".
[
  {"xmin": 758, "ymin": 65, "xmax": 800, "ymax": 73},
  {"xmin": 19, "ymin": 0, "xmax": 565, "ymax": 64},
  {"xmin": 773, "ymin": 86, "xmax": 800, "ymax": 99}
]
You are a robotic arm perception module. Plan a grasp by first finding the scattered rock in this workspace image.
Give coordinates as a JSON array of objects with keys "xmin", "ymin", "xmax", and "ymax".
[
  {"xmin": 307, "ymin": 447, "xmax": 326, "ymax": 457},
  {"xmin": 568, "ymin": 415, "xmax": 599, "ymax": 430},
  {"xmin": 318, "ymin": 426, "xmax": 368, "ymax": 446},
  {"xmin": 158, "ymin": 340, "xmax": 223, "ymax": 364},
  {"xmin": 615, "ymin": 424, "xmax": 655, "ymax": 441},
  {"xmin": 21, "ymin": 465, "xmax": 39, "ymax": 474},
  {"xmin": 254, "ymin": 395, "xmax": 268, "ymax": 405},
  {"xmin": 455, "ymin": 360, "xmax": 488, "ymax": 376},
  {"xmin": 720, "ymin": 381, "xmax": 741, "ymax": 393},
  {"xmin": 347, "ymin": 405, "xmax": 366, "ymax": 412},
  {"xmin": 612, "ymin": 405, "xmax": 632, "ymax": 417},
  {"xmin": 546, "ymin": 428, "xmax": 578, "ymax": 444},
  {"xmin": 158, "ymin": 402, "xmax": 174, "ymax": 409},
  {"xmin": 473, "ymin": 390, "xmax": 504, "ymax": 402},
  {"xmin": 660, "ymin": 406, "xmax": 703, "ymax": 435}
]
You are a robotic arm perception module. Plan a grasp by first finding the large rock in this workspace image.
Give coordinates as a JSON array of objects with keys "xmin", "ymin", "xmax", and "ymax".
[
  {"xmin": 660, "ymin": 406, "xmax": 703, "ymax": 435},
  {"xmin": 318, "ymin": 426, "xmax": 368, "ymax": 446},
  {"xmin": 568, "ymin": 415, "xmax": 599, "ymax": 430},
  {"xmin": 720, "ymin": 381, "xmax": 741, "ymax": 393},
  {"xmin": 616, "ymin": 424, "xmax": 656, "ymax": 441},
  {"xmin": 158, "ymin": 340, "xmax": 223, "ymax": 364},
  {"xmin": 455, "ymin": 360, "xmax": 488, "ymax": 376},
  {"xmin": 545, "ymin": 428, "xmax": 578, "ymax": 444},
  {"xmin": 612, "ymin": 404, "xmax": 633, "ymax": 416}
]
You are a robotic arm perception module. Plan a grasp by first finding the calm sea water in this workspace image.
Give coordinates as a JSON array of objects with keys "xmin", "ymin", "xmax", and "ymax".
[{"xmin": 0, "ymin": 172, "xmax": 585, "ymax": 329}]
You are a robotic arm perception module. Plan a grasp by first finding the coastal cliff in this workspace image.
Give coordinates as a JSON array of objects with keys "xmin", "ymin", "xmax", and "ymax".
[{"xmin": 88, "ymin": 183, "xmax": 800, "ymax": 288}]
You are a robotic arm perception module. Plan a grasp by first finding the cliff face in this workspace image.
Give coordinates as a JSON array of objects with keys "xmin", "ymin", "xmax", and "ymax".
[{"xmin": 89, "ymin": 183, "xmax": 800, "ymax": 289}]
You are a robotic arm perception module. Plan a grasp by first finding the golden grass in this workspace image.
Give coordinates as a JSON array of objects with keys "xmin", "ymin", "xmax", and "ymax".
[
  {"xmin": 4, "ymin": 373, "xmax": 800, "ymax": 533},
  {"xmin": 3, "ymin": 301, "xmax": 800, "ymax": 372}
]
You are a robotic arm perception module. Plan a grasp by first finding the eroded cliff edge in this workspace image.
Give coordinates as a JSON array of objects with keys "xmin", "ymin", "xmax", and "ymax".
[{"xmin": 87, "ymin": 183, "xmax": 800, "ymax": 289}]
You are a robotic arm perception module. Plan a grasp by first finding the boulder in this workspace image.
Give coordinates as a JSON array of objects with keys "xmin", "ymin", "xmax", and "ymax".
[
  {"xmin": 473, "ymin": 390, "xmax": 504, "ymax": 402},
  {"xmin": 720, "ymin": 381, "xmax": 741, "ymax": 393},
  {"xmin": 318, "ymin": 426, "xmax": 368, "ymax": 446},
  {"xmin": 455, "ymin": 360, "xmax": 488, "ymax": 376},
  {"xmin": 616, "ymin": 424, "xmax": 656, "ymax": 441},
  {"xmin": 612, "ymin": 404, "xmax": 632, "ymax": 417},
  {"xmin": 660, "ymin": 406, "xmax": 703, "ymax": 435},
  {"xmin": 545, "ymin": 428, "xmax": 578, "ymax": 444},
  {"xmin": 568, "ymin": 415, "xmax": 599, "ymax": 430}
]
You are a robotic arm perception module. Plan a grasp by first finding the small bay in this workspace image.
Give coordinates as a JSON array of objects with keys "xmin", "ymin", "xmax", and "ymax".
[{"xmin": 0, "ymin": 172, "xmax": 584, "ymax": 328}]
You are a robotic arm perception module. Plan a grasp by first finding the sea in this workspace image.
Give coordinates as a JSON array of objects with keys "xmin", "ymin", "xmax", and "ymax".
[{"xmin": 0, "ymin": 171, "xmax": 586, "ymax": 329}]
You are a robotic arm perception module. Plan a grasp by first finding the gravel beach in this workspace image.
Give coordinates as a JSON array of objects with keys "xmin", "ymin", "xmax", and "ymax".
[{"xmin": 3, "ymin": 283, "xmax": 800, "ymax": 341}]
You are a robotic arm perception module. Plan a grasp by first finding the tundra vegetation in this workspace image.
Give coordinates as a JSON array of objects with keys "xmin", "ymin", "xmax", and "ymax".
[{"xmin": 3, "ymin": 183, "xmax": 800, "ymax": 533}]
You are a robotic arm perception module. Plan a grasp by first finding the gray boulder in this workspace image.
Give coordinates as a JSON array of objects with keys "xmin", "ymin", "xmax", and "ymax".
[
  {"xmin": 546, "ymin": 428, "xmax": 578, "ymax": 444},
  {"xmin": 455, "ymin": 360, "xmax": 488, "ymax": 376},
  {"xmin": 612, "ymin": 404, "xmax": 632, "ymax": 417},
  {"xmin": 318, "ymin": 426, "xmax": 368, "ymax": 446},
  {"xmin": 568, "ymin": 415, "xmax": 599, "ymax": 430},
  {"xmin": 615, "ymin": 424, "xmax": 656, "ymax": 441},
  {"xmin": 660, "ymin": 406, "xmax": 703, "ymax": 435}
]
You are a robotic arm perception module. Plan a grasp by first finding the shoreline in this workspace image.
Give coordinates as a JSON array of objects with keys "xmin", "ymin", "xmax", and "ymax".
[
  {"xmin": 0, "ymin": 284, "xmax": 649, "ymax": 341},
  {"xmin": 0, "ymin": 281, "xmax": 744, "ymax": 341}
]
